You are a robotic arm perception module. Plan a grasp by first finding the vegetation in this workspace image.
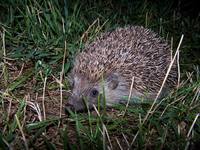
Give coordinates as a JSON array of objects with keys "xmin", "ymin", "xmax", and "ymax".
[{"xmin": 0, "ymin": 0, "xmax": 199, "ymax": 149}]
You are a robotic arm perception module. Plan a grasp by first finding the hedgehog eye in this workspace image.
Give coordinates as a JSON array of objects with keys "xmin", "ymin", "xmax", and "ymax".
[{"xmin": 90, "ymin": 88, "xmax": 99, "ymax": 98}]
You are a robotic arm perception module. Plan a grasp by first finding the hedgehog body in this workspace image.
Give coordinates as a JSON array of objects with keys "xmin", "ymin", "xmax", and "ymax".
[{"xmin": 67, "ymin": 26, "xmax": 177, "ymax": 111}]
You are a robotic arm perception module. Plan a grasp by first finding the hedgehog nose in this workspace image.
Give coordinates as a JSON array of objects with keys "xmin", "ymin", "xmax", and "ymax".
[{"xmin": 65, "ymin": 103, "xmax": 75, "ymax": 115}]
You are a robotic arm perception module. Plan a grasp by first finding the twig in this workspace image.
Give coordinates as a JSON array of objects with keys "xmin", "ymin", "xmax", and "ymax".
[
  {"xmin": 93, "ymin": 105, "xmax": 113, "ymax": 150},
  {"xmin": 15, "ymin": 115, "xmax": 29, "ymax": 150},
  {"xmin": 187, "ymin": 113, "xmax": 199, "ymax": 138},
  {"xmin": 42, "ymin": 76, "xmax": 47, "ymax": 121},
  {"xmin": 129, "ymin": 34, "xmax": 184, "ymax": 148},
  {"xmin": 103, "ymin": 124, "xmax": 113, "ymax": 150},
  {"xmin": 58, "ymin": 40, "xmax": 67, "ymax": 127},
  {"xmin": 123, "ymin": 76, "xmax": 135, "ymax": 116},
  {"xmin": 184, "ymin": 113, "xmax": 200, "ymax": 150},
  {"xmin": 122, "ymin": 133, "xmax": 130, "ymax": 147},
  {"xmin": 15, "ymin": 63, "xmax": 25, "ymax": 80},
  {"xmin": 80, "ymin": 18, "xmax": 100, "ymax": 44},
  {"xmin": 177, "ymin": 44, "xmax": 180, "ymax": 87},
  {"xmin": 115, "ymin": 137, "xmax": 123, "ymax": 150},
  {"xmin": 142, "ymin": 34, "xmax": 184, "ymax": 124}
]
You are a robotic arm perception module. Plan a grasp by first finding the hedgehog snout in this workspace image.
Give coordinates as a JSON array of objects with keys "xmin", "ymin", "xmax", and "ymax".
[
  {"xmin": 65, "ymin": 96, "xmax": 76, "ymax": 114},
  {"xmin": 65, "ymin": 103, "xmax": 75, "ymax": 114},
  {"xmin": 65, "ymin": 94, "xmax": 87, "ymax": 113}
]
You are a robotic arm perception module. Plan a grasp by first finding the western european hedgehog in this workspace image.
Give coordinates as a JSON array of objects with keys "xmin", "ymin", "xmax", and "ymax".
[{"xmin": 66, "ymin": 26, "xmax": 177, "ymax": 112}]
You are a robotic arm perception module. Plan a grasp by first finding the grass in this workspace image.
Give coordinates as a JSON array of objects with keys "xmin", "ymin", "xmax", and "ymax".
[{"xmin": 0, "ymin": 0, "xmax": 200, "ymax": 149}]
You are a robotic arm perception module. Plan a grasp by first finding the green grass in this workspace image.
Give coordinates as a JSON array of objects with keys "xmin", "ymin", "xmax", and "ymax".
[{"xmin": 0, "ymin": 0, "xmax": 200, "ymax": 149}]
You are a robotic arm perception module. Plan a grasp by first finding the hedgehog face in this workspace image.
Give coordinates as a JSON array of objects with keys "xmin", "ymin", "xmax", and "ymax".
[
  {"xmin": 66, "ymin": 75, "xmax": 100, "ymax": 112},
  {"xmin": 66, "ymin": 73, "xmax": 128, "ymax": 112}
]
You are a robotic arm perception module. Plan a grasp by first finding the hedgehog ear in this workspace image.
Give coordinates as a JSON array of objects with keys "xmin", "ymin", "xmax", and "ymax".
[{"xmin": 106, "ymin": 73, "xmax": 119, "ymax": 90}]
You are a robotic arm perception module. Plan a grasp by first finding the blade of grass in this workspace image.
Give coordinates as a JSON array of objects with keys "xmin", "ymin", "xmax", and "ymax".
[
  {"xmin": 15, "ymin": 114, "xmax": 29, "ymax": 150},
  {"xmin": 129, "ymin": 34, "xmax": 184, "ymax": 148}
]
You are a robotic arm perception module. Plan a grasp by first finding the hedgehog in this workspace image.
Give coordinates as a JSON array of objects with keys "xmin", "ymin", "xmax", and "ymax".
[{"xmin": 66, "ymin": 26, "xmax": 177, "ymax": 112}]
